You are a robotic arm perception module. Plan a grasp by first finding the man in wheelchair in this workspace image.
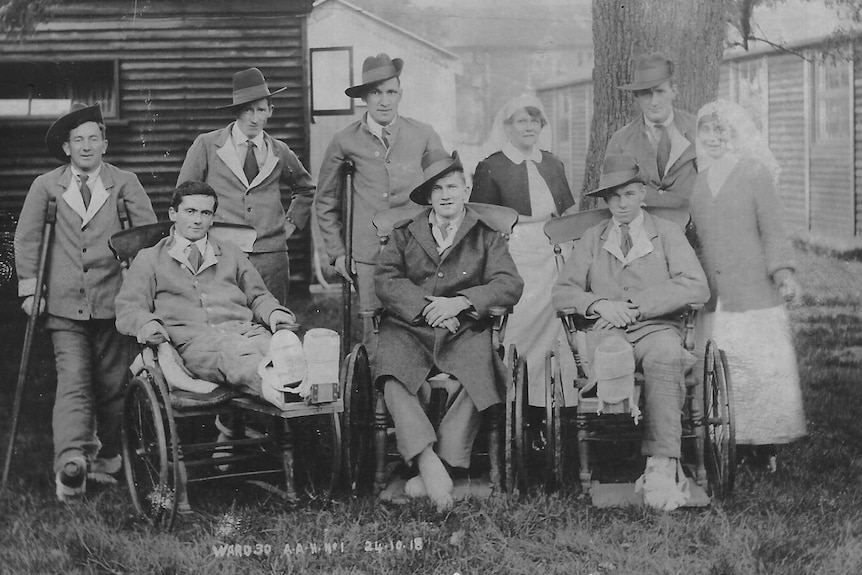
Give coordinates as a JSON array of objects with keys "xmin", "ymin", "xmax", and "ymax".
[
  {"xmin": 552, "ymin": 154, "xmax": 709, "ymax": 510},
  {"xmin": 115, "ymin": 181, "xmax": 300, "ymax": 410},
  {"xmin": 374, "ymin": 150, "xmax": 523, "ymax": 510}
]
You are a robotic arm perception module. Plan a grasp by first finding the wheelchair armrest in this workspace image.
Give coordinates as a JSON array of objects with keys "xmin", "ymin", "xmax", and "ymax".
[
  {"xmin": 359, "ymin": 308, "xmax": 384, "ymax": 334},
  {"xmin": 273, "ymin": 322, "xmax": 301, "ymax": 333},
  {"xmin": 556, "ymin": 307, "xmax": 589, "ymax": 379},
  {"xmin": 489, "ymin": 306, "xmax": 512, "ymax": 348}
]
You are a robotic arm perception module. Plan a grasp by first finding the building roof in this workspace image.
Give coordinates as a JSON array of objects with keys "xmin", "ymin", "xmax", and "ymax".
[{"xmin": 313, "ymin": 0, "xmax": 460, "ymax": 62}]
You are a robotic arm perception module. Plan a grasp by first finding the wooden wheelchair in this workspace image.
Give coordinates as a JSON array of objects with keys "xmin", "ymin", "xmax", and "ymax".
[
  {"xmin": 542, "ymin": 207, "xmax": 736, "ymax": 500},
  {"xmin": 110, "ymin": 222, "xmax": 353, "ymax": 530},
  {"xmin": 340, "ymin": 203, "xmax": 531, "ymax": 497}
]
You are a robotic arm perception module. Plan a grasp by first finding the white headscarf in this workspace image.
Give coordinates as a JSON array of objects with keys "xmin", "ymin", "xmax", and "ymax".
[
  {"xmin": 484, "ymin": 94, "xmax": 554, "ymax": 157},
  {"xmin": 696, "ymin": 99, "xmax": 779, "ymax": 183}
]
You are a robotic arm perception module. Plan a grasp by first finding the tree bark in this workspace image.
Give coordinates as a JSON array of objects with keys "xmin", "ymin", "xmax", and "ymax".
[{"xmin": 584, "ymin": 0, "xmax": 730, "ymax": 207}]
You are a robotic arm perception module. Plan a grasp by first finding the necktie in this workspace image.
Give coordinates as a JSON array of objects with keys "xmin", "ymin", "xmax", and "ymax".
[
  {"xmin": 79, "ymin": 174, "xmax": 91, "ymax": 209},
  {"xmin": 188, "ymin": 243, "xmax": 202, "ymax": 273},
  {"xmin": 243, "ymin": 140, "xmax": 259, "ymax": 183},
  {"xmin": 620, "ymin": 224, "xmax": 632, "ymax": 257},
  {"xmin": 655, "ymin": 124, "xmax": 671, "ymax": 180},
  {"xmin": 381, "ymin": 127, "xmax": 390, "ymax": 149}
]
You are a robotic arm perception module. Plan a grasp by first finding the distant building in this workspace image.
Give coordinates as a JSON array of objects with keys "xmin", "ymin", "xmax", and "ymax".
[{"xmin": 444, "ymin": 7, "xmax": 592, "ymax": 170}]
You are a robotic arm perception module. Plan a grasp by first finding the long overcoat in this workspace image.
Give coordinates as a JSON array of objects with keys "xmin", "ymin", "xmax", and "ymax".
[
  {"xmin": 15, "ymin": 162, "xmax": 157, "ymax": 319},
  {"xmin": 605, "ymin": 108, "xmax": 698, "ymax": 209},
  {"xmin": 177, "ymin": 123, "xmax": 315, "ymax": 253},
  {"xmin": 374, "ymin": 207, "xmax": 524, "ymax": 412}
]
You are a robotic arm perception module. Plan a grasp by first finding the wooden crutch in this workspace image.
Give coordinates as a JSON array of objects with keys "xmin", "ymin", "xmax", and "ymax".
[
  {"xmin": 2, "ymin": 199, "xmax": 57, "ymax": 490},
  {"xmin": 341, "ymin": 160, "xmax": 356, "ymax": 360}
]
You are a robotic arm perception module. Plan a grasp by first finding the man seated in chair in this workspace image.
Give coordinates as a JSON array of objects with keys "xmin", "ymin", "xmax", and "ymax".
[
  {"xmin": 115, "ymin": 180, "xmax": 299, "ymax": 409},
  {"xmin": 374, "ymin": 149, "xmax": 524, "ymax": 510},
  {"xmin": 552, "ymin": 154, "xmax": 709, "ymax": 511}
]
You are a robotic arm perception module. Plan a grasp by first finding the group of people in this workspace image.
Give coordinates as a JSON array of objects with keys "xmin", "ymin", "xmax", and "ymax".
[{"xmin": 13, "ymin": 48, "xmax": 806, "ymax": 512}]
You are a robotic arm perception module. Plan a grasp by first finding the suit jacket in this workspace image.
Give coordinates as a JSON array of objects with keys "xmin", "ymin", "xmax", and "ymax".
[
  {"xmin": 471, "ymin": 150, "xmax": 575, "ymax": 216},
  {"xmin": 15, "ymin": 162, "xmax": 157, "ymax": 320},
  {"xmin": 689, "ymin": 158, "xmax": 794, "ymax": 312},
  {"xmin": 605, "ymin": 108, "xmax": 698, "ymax": 209},
  {"xmin": 315, "ymin": 115, "xmax": 443, "ymax": 264},
  {"xmin": 177, "ymin": 123, "xmax": 315, "ymax": 253},
  {"xmin": 552, "ymin": 211, "xmax": 709, "ymax": 340},
  {"xmin": 115, "ymin": 231, "xmax": 289, "ymax": 348},
  {"xmin": 374, "ymin": 207, "xmax": 524, "ymax": 411}
]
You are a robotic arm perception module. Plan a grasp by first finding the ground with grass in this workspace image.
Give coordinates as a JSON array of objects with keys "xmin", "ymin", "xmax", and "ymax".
[{"xmin": 1, "ymin": 248, "xmax": 861, "ymax": 575}]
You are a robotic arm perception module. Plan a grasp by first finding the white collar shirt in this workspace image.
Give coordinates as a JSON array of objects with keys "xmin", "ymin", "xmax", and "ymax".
[
  {"xmin": 604, "ymin": 211, "xmax": 653, "ymax": 265},
  {"xmin": 172, "ymin": 231, "xmax": 212, "ymax": 274},
  {"xmin": 231, "ymin": 122, "xmax": 266, "ymax": 168},
  {"xmin": 428, "ymin": 209, "xmax": 465, "ymax": 255},
  {"xmin": 366, "ymin": 114, "xmax": 397, "ymax": 147}
]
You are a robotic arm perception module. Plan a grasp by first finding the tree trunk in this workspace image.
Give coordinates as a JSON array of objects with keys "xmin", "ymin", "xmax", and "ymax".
[{"xmin": 583, "ymin": 0, "xmax": 729, "ymax": 207}]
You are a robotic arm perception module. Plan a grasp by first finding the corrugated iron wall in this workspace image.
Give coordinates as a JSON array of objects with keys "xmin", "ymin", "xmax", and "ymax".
[{"xmin": 0, "ymin": 0, "xmax": 315, "ymax": 285}]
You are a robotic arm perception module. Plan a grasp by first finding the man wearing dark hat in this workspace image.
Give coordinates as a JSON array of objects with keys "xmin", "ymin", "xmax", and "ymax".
[
  {"xmin": 15, "ymin": 102, "xmax": 157, "ymax": 502},
  {"xmin": 374, "ymin": 149, "xmax": 523, "ymax": 510},
  {"xmin": 177, "ymin": 67, "xmax": 315, "ymax": 304},
  {"xmin": 552, "ymin": 154, "xmax": 708, "ymax": 511},
  {"xmin": 315, "ymin": 53, "xmax": 444, "ymax": 358},
  {"xmin": 605, "ymin": 53, "xmax": 697, "ymax": 209}
]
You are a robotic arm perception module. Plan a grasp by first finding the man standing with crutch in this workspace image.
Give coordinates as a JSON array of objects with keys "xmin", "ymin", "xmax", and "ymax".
[
  {"xmin": 315, "ymin": 53, "xmax": 443, "ymax": 363},
  {"xmin": 10, "ymin": 103, "xmax": 156, "ymax": 502}
]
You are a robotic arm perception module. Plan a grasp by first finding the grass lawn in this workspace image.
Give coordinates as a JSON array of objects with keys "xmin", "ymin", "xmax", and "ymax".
[{"xmin": 0, "ymin": 249, "xmax": 861, "ymax": 575}]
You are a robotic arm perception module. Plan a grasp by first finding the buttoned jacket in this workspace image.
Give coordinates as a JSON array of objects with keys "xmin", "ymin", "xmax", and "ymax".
[
  {"xmin": 689, "ymin": 158, "xmax": 794, "ymax": 312},
  {"xmin": 552, "ymin": 211, "xmax": 709, "ymax": 340},
  {"xmin": 115, "ymin": 231, "xmax": 289, "ymax": 347},
  {"xmin": 177, "ymin": 123, "xmax": 315, "ymax": 253},
  {"xmin": 606, "ymin": 108, "xmax": 698, "ymax": 209},
  {"xmin": 315, "ymin": 115, "xmax": 443, "ymax": 264},
  {"xmin": 374, "ymin": 207, "xmax": 524, "ymax": 411},
  {"xmin": 471, "ymin": 150, "xmax": 575, "ymax": 216},
  {"xmin": 15, "ymin": 162, "xmax": 157, "ymax": 320}
]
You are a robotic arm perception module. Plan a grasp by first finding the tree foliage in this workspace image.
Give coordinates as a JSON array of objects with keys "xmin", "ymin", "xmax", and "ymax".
[{"xmin": 0, "ymin": 0, "xmax": 56, "ymax": 34}]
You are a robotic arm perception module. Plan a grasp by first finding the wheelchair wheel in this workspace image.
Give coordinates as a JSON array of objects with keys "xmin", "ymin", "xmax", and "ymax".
[
  {"xmin": 545, "ymin": 349, "xmax": 564, "ymax": 491},
  {"xmin": 703, "ymin": 339, "xmax": 736, "ymax": 498},
  {"xmin": 505, "ymin": 345, "xmax": 528, "ymax": 494},
  {"xmin": 122, "ymin": 371, "xmax": 179, "ymax": 529},
  {"xmin": 291, "ymin": 412, "xmax": 343, "ymax": 501},
  {"xmin": 341, "ymin": 343, "xmax": 374, "ymax": 496}
]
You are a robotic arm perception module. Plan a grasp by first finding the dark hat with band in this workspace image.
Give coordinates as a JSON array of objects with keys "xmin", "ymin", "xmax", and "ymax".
[
  {"xmin": 45, "ymin": 102, "xmax": 103, "ymax": 163},
  {"xmin": 618, "ymin": 53, "xmax": 674, "ymax": 91},
  {"xmin": 345, "ymin": 53, "xmax": 404, "ymax": 98},
  {"xmin": 587, "ymin": 154, "xmax": 643, "ymax": 197},
  {"xmin": 409, "ymin": 150, "xmax": 463, "ymax": 205},
  {"xmin": 217, "ymin": 67, "xmax": 286, "ymax": 110}
]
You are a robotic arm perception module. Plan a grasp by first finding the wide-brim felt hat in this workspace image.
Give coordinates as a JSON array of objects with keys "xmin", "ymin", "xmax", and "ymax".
[
  {"xmin": 618, "ymin": 53, "xmax": 674, "ymax": 91},
  {"xmin": 587, "ymin": 154, "xmax": 643, "ymax": 197},
  {"xmin": 217, "ymin": 67, "xmax": 287, "ymax": 110},
  {"xmin": 345, "ymin": 53, "xmax": 404, "ymax": 98},
  {"xmin": 45, "ymin": 102, "xmax": 103, "ymax": 163},
  {"xmin": 409, "ymin": 150, "xmax": 463, "ymax": 205}
]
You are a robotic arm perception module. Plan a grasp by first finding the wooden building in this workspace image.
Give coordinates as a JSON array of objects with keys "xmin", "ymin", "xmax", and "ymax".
[
  {"xmin": 538, "ymin": 37, "xmax": 861, "ymax": 239},
  {"xmin": 0, "ymin": 0, "xmax": 317, "ymax": 287}
]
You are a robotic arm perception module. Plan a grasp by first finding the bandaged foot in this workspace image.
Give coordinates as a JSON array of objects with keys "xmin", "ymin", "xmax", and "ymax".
[
  {"xmin": 635, "ymin": 455, "xmax": 690, "ymax": 511},
  {"xmin": 259, "ymin": 330, "xmax": 307, "ymax": 409},
  {"xmin": 417, "ymin": 447, "xmax": 453, "ymax": 511},
  {"xmin": 404, "ymin": 475, "xmax": 427, "ymax": 498}
]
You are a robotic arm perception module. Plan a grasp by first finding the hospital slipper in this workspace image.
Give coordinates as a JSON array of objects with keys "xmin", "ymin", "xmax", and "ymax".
[
  {"xmin": 89, "ymin": 454, "xmax": 122, "ymax": 485},
  {"xmin": 417, "ymin": 449, "xmax": 454, "ymax": 512},
  {"xmin": 404, "ymin": 476, "xmax": 427, "ymax": 498}
]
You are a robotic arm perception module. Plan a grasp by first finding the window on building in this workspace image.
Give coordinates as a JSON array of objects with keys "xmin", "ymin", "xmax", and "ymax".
[
  {"xmin": 734, "ymin": 58, "xmax": 767, "ymax": 132},
  {"xmin": 0, "ymin": 60, "xmax": 119, "ymax": 120},
  {"xmin": 813, "ymin": 58, "xmax": 851, "ymax": 142}
]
